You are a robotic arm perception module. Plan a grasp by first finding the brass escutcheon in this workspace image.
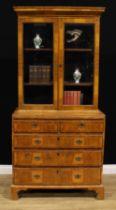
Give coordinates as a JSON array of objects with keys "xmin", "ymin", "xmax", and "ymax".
[
  {"xmin": 76, "ymin": 139, "xmax": 82, "ymax": 144},
  {"xmin": 75, "ymin": 156, "xmax": 81, "ymax": 161},
  {"xmin": 33, "ymin": 174, "xmax": 40, "ymax": 179},
  {"xmin": 32, "ymin": 122, "xmax": 38, "ymax": 128},
  {"xmin": 34, "ymin": 156, "xmax": 41, "ymax": 160},
  {"xmin": 75, "ymin": 174, "xmax": 81, "ymax": 179},
  {"xmin": 34, "ymin": 139, "xmax": 41, "ymax": 144},
  {"xmin": 79, "ymin": 122, "xmax": 85, "ymax": 127}
]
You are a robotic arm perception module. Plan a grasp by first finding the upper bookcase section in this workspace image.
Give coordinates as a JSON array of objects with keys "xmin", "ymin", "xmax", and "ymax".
[{"xmin": 14, "ymin": 6, "xmax": 105, "ymax": 110}]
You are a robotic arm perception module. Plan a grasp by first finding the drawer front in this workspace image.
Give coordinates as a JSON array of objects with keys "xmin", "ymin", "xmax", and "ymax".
[
  {"xmin": 13, "ymin": 134, "xmax": 103, "ymax": 149},
  {"xmin": 13, "ymin": 120, "xmax": 58, "ymax": 133},
  {"xmin": 14, "ymin": 135, "xmax": 58, "ymax": 148},
  {"xmin": 14, "ymin": 150, "xmax": 102, "ymax": 166},
  {"xmin": 14, "ymin": 167, "xmax": 101, "ymax": 185},
  {"xmin": 60, "ymin": 120, "xmax": 104, "ymax": 133},
  {"xmin": 59, "ymin": 135, "xmax": 103, "ymax": 149}
]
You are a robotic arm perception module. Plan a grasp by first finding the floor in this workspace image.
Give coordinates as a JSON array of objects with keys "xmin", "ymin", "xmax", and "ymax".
[{"xmin": 0, "ymin": 175, "xmax": 116, "ymax": 210}]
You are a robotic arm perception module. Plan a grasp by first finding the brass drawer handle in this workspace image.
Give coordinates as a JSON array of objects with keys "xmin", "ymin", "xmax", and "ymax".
[
  {"xmin": 75, "ymin": 156, "xmax": 82, "ymax": 161},
  {"xmin": 75, "ymin": 174, "xmax": 81, "ymax": 179},
  {"xmin": 33, "ymin": 174, "xmax": 40, "ymax": 179},
  {"xmin": 34, "ymin": 139, "xmax": 41, "ymax": 144},
  {"xmin": 57, "ymin": 152, "xmax": 60, "ymax": 156},
  {"xmin": 34, "ymin": 156, "xmax": 41, "ymax": 160},
  {"xmin": 79, "ymin": 122, "xmax": 85, "ymax": 127},
  {"xmin": 32, "ymin": 122, "xmax": 38, "ymax": 128},
  {"xmin": 76, "ymin": 139, "xmax": 82, "ymax": 144},
  {"xmin": 56, "ymin": 170, "xmax": 59, "ymax": 174}
]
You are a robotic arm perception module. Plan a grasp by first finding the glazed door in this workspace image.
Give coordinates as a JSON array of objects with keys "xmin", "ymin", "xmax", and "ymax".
[
  {"xmin": 18, "ymin": 18, "xmax": 58, "ymax": 109},
  {"xmin": 58, "ymin": 18, "xmax": 99, "ymax": 109}
]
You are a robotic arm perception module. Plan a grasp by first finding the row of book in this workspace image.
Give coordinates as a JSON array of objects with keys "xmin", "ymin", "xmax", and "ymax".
[
  {"xmin": 29, "ymin": 65, "xmax": 51, "ymax": 83},
  {"xmin": 64, "ymin": 91, "xmax": 83, "ymax": 105}
]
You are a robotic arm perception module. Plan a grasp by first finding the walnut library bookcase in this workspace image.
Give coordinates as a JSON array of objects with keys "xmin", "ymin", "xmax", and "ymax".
[{"xmin": 11, "ymin": 6, "xmax": 106, "ymax": 200}]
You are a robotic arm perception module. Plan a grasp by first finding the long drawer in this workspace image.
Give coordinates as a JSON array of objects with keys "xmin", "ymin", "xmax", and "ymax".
[
  {"xmin": 13, "ymin": 120, "xmax": 58, "ymax": 133},
  {"xmin": 14, "ymin": 150, "xmax": 102, "ymax": 166},
  {"xmin": 60, "ymin": 120, "xmax": 104, "ymax": 133},
  {"xmin": 13, "ymin": 134, "xmax": 103, "ymax": 149},
  {"xmin": 13, "ymin": 120, "xmax": 104, "ymax": 133},
  {"xmin": 14, "ymin": 167, "xmax": 101, "ymax": 185}
]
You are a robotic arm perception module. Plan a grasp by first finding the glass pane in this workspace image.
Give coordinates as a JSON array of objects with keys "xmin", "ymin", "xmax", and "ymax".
[
  {"xmin": 23, "ymin": 23, "xmax": 53, "ymax": 104},
  {"xmin": 64, "ymin": 24, "xmax": 94, "ymax": 106}
]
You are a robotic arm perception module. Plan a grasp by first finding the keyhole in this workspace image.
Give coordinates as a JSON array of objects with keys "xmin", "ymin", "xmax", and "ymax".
[{"xmin": 57, "ymin": 137, "xmax": 60, "ymax": 141}]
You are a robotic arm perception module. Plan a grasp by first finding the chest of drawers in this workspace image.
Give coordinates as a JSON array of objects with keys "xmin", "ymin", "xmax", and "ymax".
[{"xmin": 11, "ymin": 110, "xmax": 105, "ymax": 200}]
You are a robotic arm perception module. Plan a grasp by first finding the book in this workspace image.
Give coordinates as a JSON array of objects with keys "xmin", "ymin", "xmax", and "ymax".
[
  {"xmin": 29, "ymin": 65, "xmax": 51, "ymax": 83},
  {"xmin": 64, "ymin": 90, "xmax": 81, "ymax": 105}
]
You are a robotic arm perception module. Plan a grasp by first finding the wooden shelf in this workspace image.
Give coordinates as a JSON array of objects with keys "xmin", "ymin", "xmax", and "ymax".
[
  {"xmin": 65, "ymin": 48, "xmax": 93, "ymax": 52},
  {"xmin": 25, "ymin": 82, "xmax": 92, "ymax": 87},
  {"xmin": 64, "ymin": 82, "xmax": 93, "ymax": 86},
  {"xmin": 24, "ymin": 82, "xmax": 53, "ymax": 86},
  {"xmin": 24, "ymin": 48, "xmax": 53, "ymax": 52}
]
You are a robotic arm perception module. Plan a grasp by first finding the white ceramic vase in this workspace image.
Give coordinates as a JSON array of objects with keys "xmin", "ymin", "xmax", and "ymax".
[
  {"xmin": 33, "ymin": 34, "xmax": 42, "ymax": 49},
  {"xmin": 73, "ymin": 68, "xmax": 82, "ymax": 83}
]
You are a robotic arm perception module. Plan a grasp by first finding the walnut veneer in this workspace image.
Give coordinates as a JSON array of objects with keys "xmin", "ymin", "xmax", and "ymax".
[{"xmin": 11, "ymin": 7, "xmax": 106, "ymax": 200}]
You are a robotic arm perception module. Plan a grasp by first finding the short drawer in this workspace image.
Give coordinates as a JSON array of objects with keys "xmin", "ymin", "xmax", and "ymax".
[
  {"xmin": 60, "ymin": 120, "xmax": 104, "ymax": 133},
  {"xmin": 14, "ymin": 150, "xmax": 102, "ymax": 166},
  {"xmin": 14, "ymin": 167, "xmax": 101, "ymax": 185},
  {"xmin": 59, "ymin": 135, "xmax": 103, "ymax": 149},
  {"xmin": 13, "ymin": 120, "xmax": 58, "ymax": 133},
  {"xmin": 13, "ymin": 134, "xmax": 103, "ymax": 149},
  {"xmin": 13, "ymin": 135, "xmax": 58, "ymax": 148}
]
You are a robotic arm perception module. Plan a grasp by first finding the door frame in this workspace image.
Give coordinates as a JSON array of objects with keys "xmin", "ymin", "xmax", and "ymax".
[
  {"xmin": 58, "ymin": 17, "xmax": 100, "ymax": 110},
  {"xmin": 18, "ymin": 16, "xmax": 59, "ymax": 109}
]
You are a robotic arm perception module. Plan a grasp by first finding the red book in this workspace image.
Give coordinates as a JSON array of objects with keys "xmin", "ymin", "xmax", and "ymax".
[
  {"xmin": 67, "ymin": 91, "xmax": 70, "ymax": 105},
  {"xmin": 73, "ymin": 91, "xmax": 77, "ymax": 105},
  {"xmin": 77, "ymin": 91, "xmax": 81, "ymax": 105},
  {"xmin": 70, "ymin": 91, "xmax": 74, "ymax": 105},
  {"xmin": 64, "ymin": 91, "xmax": 81, "ymax": 105},
  {"xmin": 64, "ymin": 91, "xmax": 69, "ymax": 105}
]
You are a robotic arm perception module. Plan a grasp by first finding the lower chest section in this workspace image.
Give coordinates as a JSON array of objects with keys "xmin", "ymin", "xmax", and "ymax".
[{"xmin": 12, "ymin": 118, "xmax": 105, "ymax": 185}]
